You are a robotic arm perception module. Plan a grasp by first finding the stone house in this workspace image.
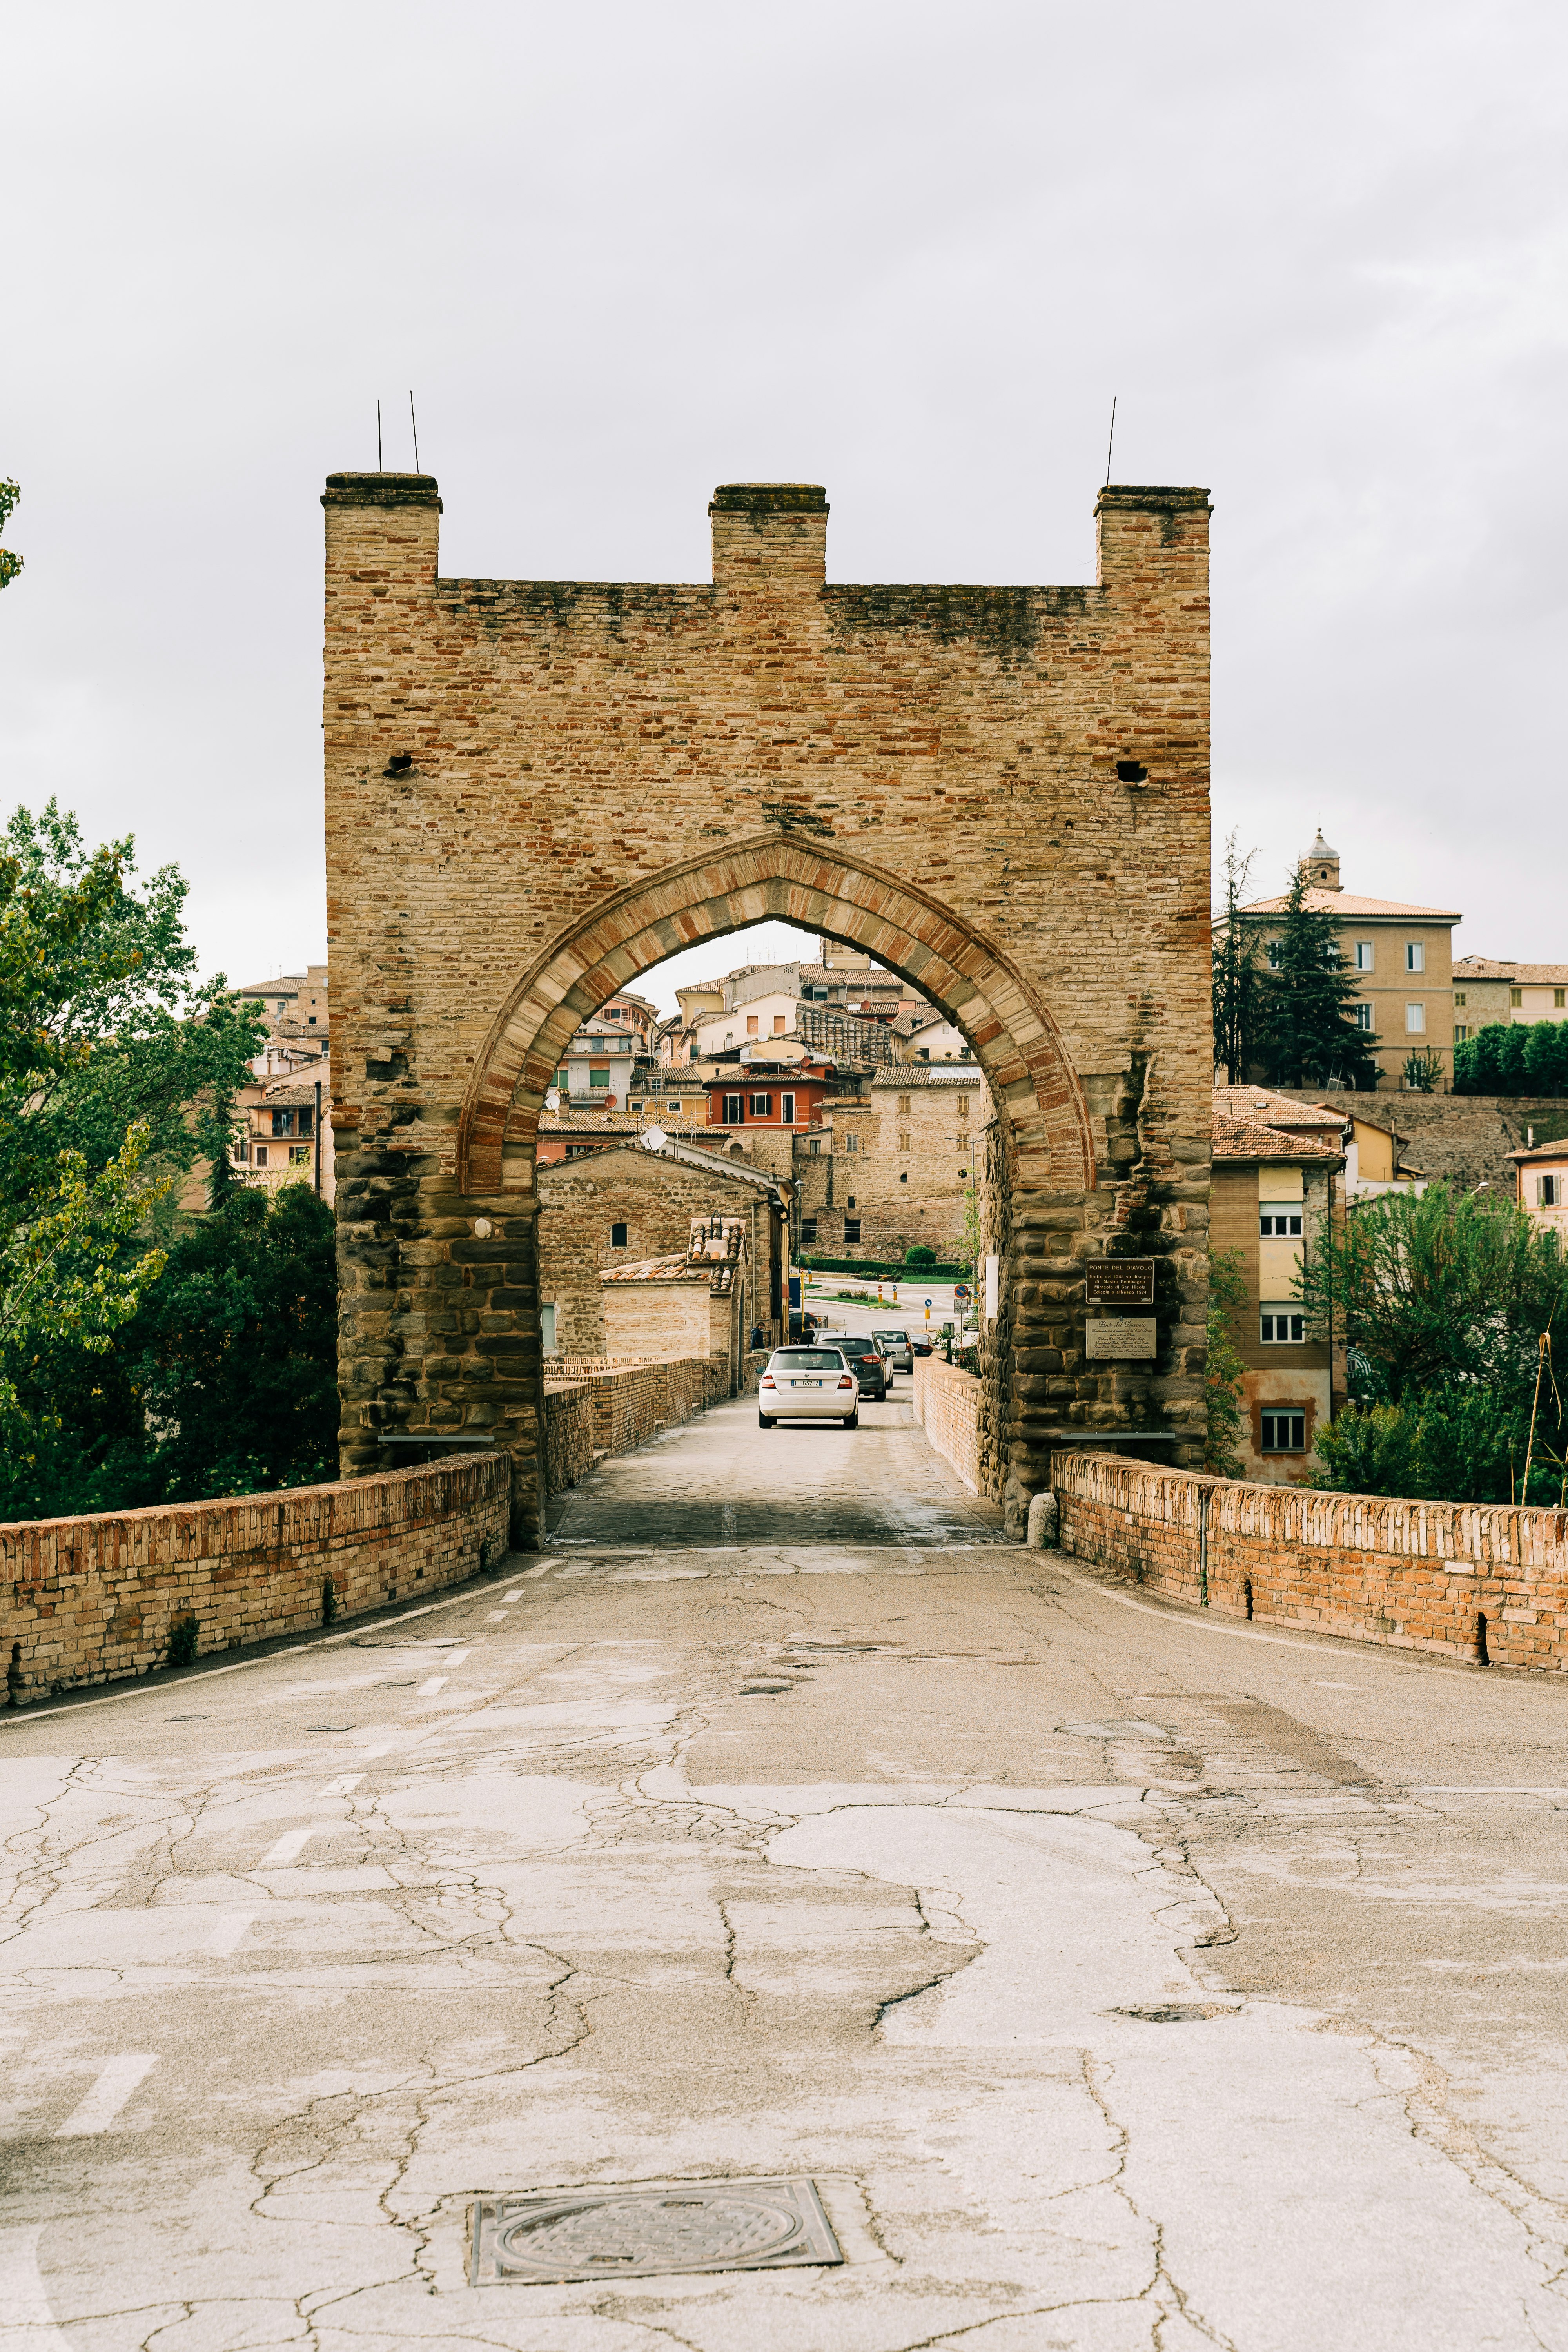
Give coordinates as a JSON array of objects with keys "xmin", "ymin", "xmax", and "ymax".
[
  {"xmin": 537, "ymin": 1138, "xmax": 789, "ymax": 1364},
  {"xmin": 1211, "ymin": 1086, "xmax": 1345, "ymax": 1482},
  {"xmin": 797, "ymin": 1067, "xmax": 991, "ymax": 1261},
  {"xmin": 1236, "ymin": 833, "xmax": 1461, "ymax": 1090},
  {"xmin": 600, "ymin": 1217, "xmax": 750, "ymax": 1384},
  {"xmin": 226, "ymin": 1056, "xmax": 336, "ymax": 1206},
  {"xmin": 1453, "ymin": 958, "xmax": 1568, "ymax": 1042},
  {"xmin": 234, "ymin": 965, "xmax": 330, "ymax": 1078}
]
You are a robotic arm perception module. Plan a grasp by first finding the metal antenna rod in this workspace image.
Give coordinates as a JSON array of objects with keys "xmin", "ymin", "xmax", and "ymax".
[
  {"xmin": 1105, "ymin": 397, "xmax": 1117, "ymax": 486},
  {"xmin": 409, "ymin": 391, "xmax": 421, "ymax": 473},
  {"xmin": 376, "ymin": 399, "xmax": 383, "ymax": 472}
]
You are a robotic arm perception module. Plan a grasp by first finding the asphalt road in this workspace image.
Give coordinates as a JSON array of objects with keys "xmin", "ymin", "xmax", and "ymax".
[{"xmin": 5, "ymin": 1395, "xmax": 1568, "ymax": 2350}]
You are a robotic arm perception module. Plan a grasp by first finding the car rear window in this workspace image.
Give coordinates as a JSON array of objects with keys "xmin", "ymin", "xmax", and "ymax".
[
  {"xmin": 875, "ymin": 1329, "xmax": 909, "ymax": 1340},
  {"xmin": 773, "ymin": 1350, "xmax": 845, "ymax": 1370}
]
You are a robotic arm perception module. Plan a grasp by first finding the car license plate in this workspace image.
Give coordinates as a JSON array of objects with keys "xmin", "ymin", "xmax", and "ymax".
[{"xmin": 795, "ymin": 1378, "xmax": 821, "ymax": 1388}]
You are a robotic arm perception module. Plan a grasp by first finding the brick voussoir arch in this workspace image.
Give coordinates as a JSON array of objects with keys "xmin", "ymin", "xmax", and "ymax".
[{"xmin": 457, "ymin": 833, "xmax": 1094, "ymax": 1195}]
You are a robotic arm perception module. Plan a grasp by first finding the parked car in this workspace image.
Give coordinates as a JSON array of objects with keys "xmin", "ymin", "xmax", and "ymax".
[
  {"xmin": 813, "ymin": 1330, "xmax": 889, "ymax": 1401},
  {"xmin": 910, "ymin": 1333, "xmax": 934, "ymax": 1356},
  {"xmin": 873, "ymin": 1327, "xmax": 913, "ymax": 1372},
  {"xmin": 758, "ymin": 1346, "xmax": 859, "ymax": 1428}
]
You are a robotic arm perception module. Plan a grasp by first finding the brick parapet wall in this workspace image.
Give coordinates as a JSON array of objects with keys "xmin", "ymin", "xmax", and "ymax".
[
  {"xmin": 2, "ymin": 1455, "xmax": 510, "ymax": 1708},
  {"xmin": 912, "ymin": 1354, "xmax": 983, "ymax": 1496},
  {"xmin": 1051, "ymin": 1450, "xmax": 1568, "ymax": 1672},
  {"xmin": 542, "ymin": 1352, "xmax": 735, "ymax": 1492},
  {"xmin": 1276, "ymin": 1090, "xmax": 1567, "ymax": 1193}
]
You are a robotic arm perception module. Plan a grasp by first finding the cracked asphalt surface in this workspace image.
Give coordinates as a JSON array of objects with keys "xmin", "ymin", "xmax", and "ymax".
[{"xmin": 6, "ymin": 1385, "xmax": 1568, "ymax": 2349}]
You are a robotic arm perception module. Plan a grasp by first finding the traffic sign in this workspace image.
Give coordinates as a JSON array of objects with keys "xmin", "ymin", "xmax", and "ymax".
[{"xmin": 953, "ymin": 1283, "xmax": 971, "ymax": 1301}]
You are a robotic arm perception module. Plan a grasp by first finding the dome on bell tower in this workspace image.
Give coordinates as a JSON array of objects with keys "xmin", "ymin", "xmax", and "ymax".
[{"xmin": 1304, "ymin": 829, "xmax": 1341, "ymax": 891}]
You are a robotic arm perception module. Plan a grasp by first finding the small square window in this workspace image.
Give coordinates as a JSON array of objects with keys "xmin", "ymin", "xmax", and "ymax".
[
  {"xmin": 750, "ymin": 1092, "xmax": 772, "ymax": 1116},
  {"xmin": 589, "ymin": 1069, "xmax": 610, "ymax": 1089},
  {"xmin": 844, "ymin": 1220, "xmax": 862, "ymax": 1243},
  {"xmin": 1453, "ymin": 991, "xmax": 1466, "ymax": 1008},
  {"xmin": 1406, "ymin": 941, "xmax": 1425, "ymax": 973},
  {"xmin": 800, "ymin": 1218, "xmax": 818, "ymax": 1243},
  {"xmin": 610, "ymin": 1222, "xmax": 628, "ymax": 1248},
  {"xmin": 845, "ymin": 1134, "xmax": 858, "ymax": 1152},
  {"xmin": 1260, "ymin": 1307, "xmax": 1305, "ymax": 1344},
  {"xmin": 899, "ymin": 1171, "xmax": 907, "ymax": 1183},
  {"xmin": 1260, "ymin": 1410, "xmax": 1307, "ymax": 1453},
  {"xmin": 1259, "ymin": 1209, "xmax": 1303, "ymax": 1237}
]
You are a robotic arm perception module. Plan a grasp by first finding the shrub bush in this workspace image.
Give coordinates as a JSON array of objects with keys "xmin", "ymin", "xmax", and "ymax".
[
  {"xmin": 904, "ymin": 1243, "xmax": 938, "ymax": 1271},
  {"xmin": 167, "ymin": 1613, "xmax": 199, "ymax": 1668}
]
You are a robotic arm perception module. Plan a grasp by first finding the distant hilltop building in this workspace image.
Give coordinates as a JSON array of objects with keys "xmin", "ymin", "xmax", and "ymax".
[{"xmin": 1238, "ymin": 834, "xmax": 1461, "ymax": 1091}]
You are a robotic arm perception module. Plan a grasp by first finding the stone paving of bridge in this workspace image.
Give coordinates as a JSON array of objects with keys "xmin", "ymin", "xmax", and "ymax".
[{"xmin": 5, "ymin": 1387, "xmax": 1568, "ymax": 2350}]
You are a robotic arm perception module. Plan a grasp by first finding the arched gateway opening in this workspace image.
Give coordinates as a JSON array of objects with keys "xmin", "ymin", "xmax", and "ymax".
[{"xmin": 324, "ymin": 472, "xmax": 1213, "ymax": 1544}]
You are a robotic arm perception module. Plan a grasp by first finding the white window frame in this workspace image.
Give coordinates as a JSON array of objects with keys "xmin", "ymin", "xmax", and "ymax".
[
  {"xmin": 1354, "ymin": 1004, "xmax": 1372, "ymax": 1031},
  {"xmin": 1259, "ymin": 1305, "xmax": 1305, "ymax": 1345},
  {"xmin": 1405, "ymin": 1003, "xmax": 1426, "ymax": 1035},
  {"xmin": 1354, "ymin": 941, "xmax": 1375, "ymax": 972},
  {"xmin": 1406, "ymin": 941, "xmax": 1425, "ymax": 973},
  {"xmin": 722, "ymin": 1093, "xmax": 743, "ymax": 1123},
  {"xmin": 780, "ymin": 1092, "xmax": 795, "ymax": 1123},
  {"xmin": 1259, "ymin": 1207, "xmax": 1303, "ymax": 1237},
  {"xmin": 749, "ymin": 1091, "xmax": 771, "ymax": 1117}
]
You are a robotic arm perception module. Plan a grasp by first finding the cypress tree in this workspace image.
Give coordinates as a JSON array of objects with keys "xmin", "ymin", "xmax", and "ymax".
[
  {"xmin": 1211, "ymin": 833, "xmax": 1264, "ymax": 1083},
  {"xmin": 1258, "ymin": 868, "xmax": 1383, "ymax": 1089}
]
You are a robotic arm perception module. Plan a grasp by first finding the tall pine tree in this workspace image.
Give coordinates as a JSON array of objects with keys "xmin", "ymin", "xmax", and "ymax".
[{"xmin": 1258, "ymin": 868, "xmax": 1382, "ymax": 1089}]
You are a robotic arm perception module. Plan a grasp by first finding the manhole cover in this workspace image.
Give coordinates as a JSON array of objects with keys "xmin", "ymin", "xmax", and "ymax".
[
  {"xmin": 740, "ymin": 1682, "xmax": 793, "ymax": 1696},
  {"xmin": 470, "ymin": 2177, "xmax": 842, "ymax": 2284}
]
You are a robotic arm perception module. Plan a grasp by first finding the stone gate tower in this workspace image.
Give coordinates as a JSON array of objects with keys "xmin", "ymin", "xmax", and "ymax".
[{"xmin": 323, "ymin": 475, "xmax": 1213, "ymax": 1542}]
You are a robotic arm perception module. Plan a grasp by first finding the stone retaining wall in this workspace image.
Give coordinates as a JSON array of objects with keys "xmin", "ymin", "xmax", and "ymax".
[
  {"xmin": 3, "ymin": 1454, "xmax": 511, "ymax": 1707},
  {"xmin": 1051, "ymin": 1450, "xmax": 1568, "ymax": 1672},
  {"xmin": 913, "ymin": 1355, "xmax": 982, "ymax": 1496}
]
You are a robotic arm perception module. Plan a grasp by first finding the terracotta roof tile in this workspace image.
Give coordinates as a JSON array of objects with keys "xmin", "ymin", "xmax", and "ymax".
[
  {"xmin": 1212, "ymin": 1112, "xmax": 1343, "ymax": 1163},
  {"xmin": 1238, "ymin": 889, "xmax": 1461, "ymax": 920}
]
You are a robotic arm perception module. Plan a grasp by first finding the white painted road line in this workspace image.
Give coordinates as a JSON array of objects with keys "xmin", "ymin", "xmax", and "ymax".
[
  {"xmin": 417, "ymin": 1677, "xmax": 448, "ymax": 1696},
  {"xmin": 319, "ymin": 1773, "xmax": 363, "ymax": 1797},
  {"xmin": 0, "ymin": 2223, "xmax": 75, "ymax": 2350},
  {"xmin": 55, "ymin": 2054, "xmax": 156, "ymax": 2138},
  {"xmin": 259, "ymin": 1825, "xmax": 323, "ymax": 1867},
  {"xmin": 486, "ymin": 1610, "xmax": 508, "ymax": 1623},
  {"xmin": 503, "ymin": 1590, "xmax": 522, "ymax": 1601},
  {"xmin": 205, "ymin": 1911, "xmax": 254, "ymax": 1956}
]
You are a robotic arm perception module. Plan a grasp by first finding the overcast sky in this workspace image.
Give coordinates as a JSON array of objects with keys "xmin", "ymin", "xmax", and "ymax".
[{"xmin": 4, "ymin": 1, "xmax": 1563, "ymax": 1017}]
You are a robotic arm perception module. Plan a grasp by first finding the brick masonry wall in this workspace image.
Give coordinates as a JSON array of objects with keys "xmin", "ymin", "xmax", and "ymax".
[
  {"xmin": 913, "ymin": 1354, "xmax": 983, "ymax": 1496},
  {"xmin": 543, "ymin": 1352, "xmax": 734, "ymax": 1494},
  {"xmin": 324, "ymin": 474, "xmax": 1214, "ymax": 1544},
  {"xmin": 1052, "ymin": 1450, "xmax": 1568, "ymax": 1672},
  {"xmin": 3, "ymin": 1456, "xmax": 510, "ymax": 1707}
]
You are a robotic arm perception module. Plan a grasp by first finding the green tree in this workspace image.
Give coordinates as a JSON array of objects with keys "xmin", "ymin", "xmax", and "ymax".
[
  {"xmin": 1257, "ymin": 868, "xmax": 1382, "ymax": 1089},
  {"xmin": 0, "ymin": 1183, "xmax": 339, "ymax": 1520},
  {"xmin": 1204, "ymin": 1245, "xmax": 1248, "ymax": 1475},
  {"xmin": 1211, "ymin": 834, "xmax": 1265, "ymax": 1082},
  {"xmin": 904, "ymin": 1243, "xmax": 937, "ymax": 1272},
  {"xmin": 1401, "ymin": 1046, "xmax": 1445, "ymax": 1093},
  {"xmin": 1296, "ymin": 1183, "xmax": 1568, "ymax": 1506}
]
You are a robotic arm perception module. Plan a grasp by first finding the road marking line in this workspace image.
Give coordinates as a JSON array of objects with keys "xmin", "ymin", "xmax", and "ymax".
[
  {"xmin": 418, "ymin": 1677, "xmax": 448, "ymax": 1696},
  {"xmin": 503, "ymin": 1591, "xmax": 522, "ymax": 1601},
  {"xmin": 55, "ymin": 2054, "xmax": 155, "ymax": 2137},
  {"xmin": 486, "ymin": 1610, "xmax": 508, "ymax": 1623},
  {"xmin": 206, "ymin": 1911, "xmax": 254, "ymax": 1956},
  {"xmin": 0, "ymin": 2223, "xmax": 75, "ymax": 2348},
  {"xmin": 259, "ymin": 1825, "xmax": 322, "ymax": 1867},
  {"xmin": 320, "ymin": 1773, "xmax": 362, "ymax": 1797}
]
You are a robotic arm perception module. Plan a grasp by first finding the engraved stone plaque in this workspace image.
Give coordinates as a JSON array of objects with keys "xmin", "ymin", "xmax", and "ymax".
[
  {"xmin": 1085, "ymin": 1316, "xmax": 1158, "ymax": 1360},
  {"xmin": 1085, "ymin": 1258, "xmax": 1157, "ymax": 1307},
  {"xmin": 471, "ymin": 2177, "xmax": 844, "ymax": 2285}
]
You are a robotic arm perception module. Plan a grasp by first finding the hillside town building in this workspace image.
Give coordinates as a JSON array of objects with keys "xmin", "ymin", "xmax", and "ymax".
[
  {"xmin": 1237, "ymin": 834, "xmax": 1461, "ymax": 1090},
  {"xmin": 1210, "ymin": 1086, "xmax": 1345, "ymax": 1482},
  {"xmin": 1452, "ymin": 957, "xmax": 1568, "ymax": 1039},
  {"xmin": 1510, "ymin": 1139, "xmax": 1568, "ymax": 1244}
]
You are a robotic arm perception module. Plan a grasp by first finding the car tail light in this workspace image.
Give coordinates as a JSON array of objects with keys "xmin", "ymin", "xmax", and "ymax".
[
  {"xmin": 760, "ymin": 1374, "xmax": 776, "ymax": 1388},
  {"xmin": 838, "ymin": 1375, "xmax": 855, "ymax": 1389}
]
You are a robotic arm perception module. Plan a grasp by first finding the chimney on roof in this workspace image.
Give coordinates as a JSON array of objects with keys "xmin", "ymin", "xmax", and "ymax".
[{"xmin": 1304, "ymin": 829, "xmax": 1341, "ymax": 891}]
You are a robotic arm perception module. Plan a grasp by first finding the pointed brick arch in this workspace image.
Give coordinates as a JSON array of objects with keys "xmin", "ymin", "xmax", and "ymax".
[{"xmin": 457, "ymin": 833, "xmax": 1094, "ymax": 1196}]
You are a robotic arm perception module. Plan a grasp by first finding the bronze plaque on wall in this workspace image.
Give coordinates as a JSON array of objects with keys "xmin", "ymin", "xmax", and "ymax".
[{"xmin": 1085, "ymin": 1258, "xmax": 1156, "ymax": 1307}]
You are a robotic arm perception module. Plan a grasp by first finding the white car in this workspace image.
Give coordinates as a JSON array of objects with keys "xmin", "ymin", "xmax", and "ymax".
[{"xmin": 758, "ymin": 1346, "xmax": 859, "ymax": 1429}]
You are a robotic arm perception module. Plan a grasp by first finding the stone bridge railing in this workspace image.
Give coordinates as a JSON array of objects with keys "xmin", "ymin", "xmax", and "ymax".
[
  {"xmin": 1051, "ymin": 1450, "xmax": 1568, "ymax": 1673},
  {"xmin": 3, "ymin": 1454, "xmax": 510, "ymax": 1709}
]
